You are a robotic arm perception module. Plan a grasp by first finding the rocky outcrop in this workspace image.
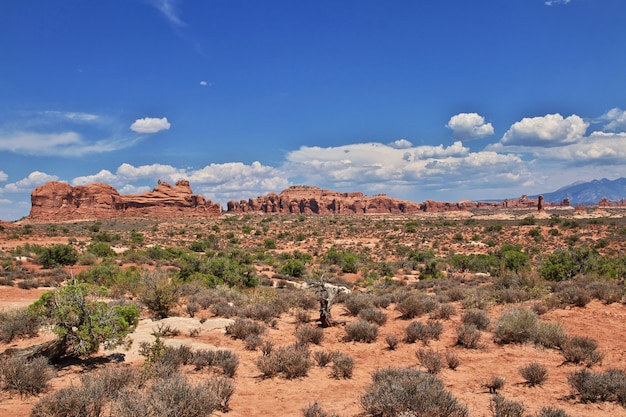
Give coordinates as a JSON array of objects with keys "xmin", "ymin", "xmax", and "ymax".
[
  {"xmin": 227, "ymin": 186, "xmax": 422, "ymax": 214},
  {"xmin": 227, "ymin": 187, "xmax": 558, "ymax": 215},
  {"xmin": 29, "ymin": 180, "xmax": 220, "ymax": 221}
]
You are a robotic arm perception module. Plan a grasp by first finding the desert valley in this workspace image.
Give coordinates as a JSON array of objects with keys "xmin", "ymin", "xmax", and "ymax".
[{"xmin": 1, "ymin": 181, "xmax": 626, "ymax": 417}]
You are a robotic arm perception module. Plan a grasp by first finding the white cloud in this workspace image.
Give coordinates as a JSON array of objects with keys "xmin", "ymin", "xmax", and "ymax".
[
  {"xmin": 0, "ymin": 171, "xmax": 7, "ymax": 182},
  {"xmin": 2, "ymin": 171, "xmax": 59, "ymax": 193},
  {"xmin": 499, "ymin": 113, "xmax": 588, "ymax": 147},
  {"xmin": 388, "ymin": 139, "xmax": 413, "ymax": 149},
  {"xmin": 130, "ymin": 117, "xmax": 171, "ymax": 134},
  {"xmin": 536, "ymin": 131, "xmax": 626, "ymax": 163},
  {"xmin": 200, "ymin": 81, "xmax": 208, "ymax": 86},
  {"xmin": 116, "ymin": 163, "xmax": 184, "ymax": 181},
  {"xmin": 72, "ymin": 169, "xmax": 117, "ymax": 185},
  {"xmin": 446, "ymin": 113, "xmax": 494, "ymax": 140},
  {"xmin": 545, "ymin": 0, "xmax": 571, "ymax": 5},
  {"xmin": 150, "ymin": 0, "xmax": 185, "ymax": 27},
  {"xmin": 598, "ymin": 108, "xmax": 626, "ymax": 132}
]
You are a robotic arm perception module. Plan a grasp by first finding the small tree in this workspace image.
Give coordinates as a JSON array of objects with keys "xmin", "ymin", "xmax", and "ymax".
[
  {"xmin": 39, "ymin": 244, "xmax": 78, "ymax": 269},
  {"xmin": 29, "ymin": 283, "xmax": 138, "ymax": 358},
  {"xmin": 139, "ymin": 270, "xmax": 181, "ymax": 319}
]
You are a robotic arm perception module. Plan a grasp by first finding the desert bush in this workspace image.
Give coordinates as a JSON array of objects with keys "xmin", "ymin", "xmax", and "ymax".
[
  {"xmin": 445, "ymin": 350, "xmax": 460, "ymax": 370},
  {"xmin": 396, "ymin": 294, "xmax": 433, "ymax": 319},
  {"xmin": 0, "ymin": 356, "xmax": 55, "ymax": 396},
  {"xmin": 331, "ymin": 352, "xmax": 354, "ymax": 379},
  {"xmin": 360, "ymin": 367, "xmax": 468, "ymax": 417},
  {"xmin": 295, "ymin": 308, "xmax": 311, "ymax": 324},
  {"xmin": 533, "ymin": 407, "xmax": 573, "ymax": 417},
  {"xmin": 461, "ymin": 308, "xmax": 491, "ymax": 330},
  {"xmin": 302, "ymin": 401, "xmax": 340, "ymax": 417},
  {"xmin": 416, "ymin": 348, "xmax": 443, "ymax": 374},
  {"xmin": 494, "ymin": 308, "xmax": 538, "ymax": 344},
  {"xmin": 205, "ymin": 375, "xmax": 236, "ymax": 411},
  {"xmin": 244, "ymin": 333, "xmax": 263, "ymax": 350},
  {"xmin": 404, "ymin": 320, "xmax": 443, "ymax": 345},
  {"xmin": 313, "ymin": 350, "xmax": 336, "ymax": 367},
  {"xmin": 587, "ymin": 280, "xmax": 623, "ymax": 304},
  {"xmin": 489, "ymin": 395, "xmax": 524, "ymax": 417},
  {"xmin": 533, "ymin": 321, "xmax": 568, "ymax": 349},
  {"xmin": 358, "ymin": 308, "xmax": 388, "ymax": 325},
  {"xmin": 192, "ymin": 348, "xmax": 240, "ymax": 376},
  {"xmin": 256, "ymin": 344, "xmax": 311, "ymax": 379},
  {"xmin": 519, "ymin": 362, "xmax": 548, "ymax": 386},
  {"xmin": 141, "ymin": 373, "xmax": 222, "ymax": 416},
  {"xmin": 344, "ymin": 320, "xmax": 378, "ymax": 343},
  {"xmin": 31, "ymin": 385, "xmax": 92, "ymax": 417},
  {"xmin": 430, "ymin": 302, "xmax": 456, "ymax": 320},
  {"xmin": 484, "ymin": 375, "xmax": 506, "ymax": 394},
  {"xmin": 39, "ymin": 244, "xmax": 78, "ymax": 269},
  {"xmin": 225, "ymin": 317, "xmax": 266, "ymax": 340},
  {"xmin": 555, "ymin": 283, "xmax": 591, "ymax": 307},
  {"xmin": 455, "ymin": 324, "xmax": 481, "ymax": 349},
  {"xmin": 139, "ymin": 270, "xmax": 181, "ymax": 319},
  {"xmin": 28, "ymin": 283, "xmax": 139, "ymax": 357},
  {"xmin": 344, "ymin": 293, "xmax": 375, "ymax": 316},
  {"xmin": 385, "ymin": 334, "xmax": 400, "ymax": 350},
  {"xmin": 568, "ymin": 368, "xmax": 626, "ymax": 405},
  {"xmin": 0, "ymin": 308, "xmax": 39, "ymax": 343},
  {"xmin": 561, "ymin": 335, "xmax": 603, "ymax": 367},
  {"xmin": 295, "ymin": 324, "xmax": 324, "ymax": 345}
]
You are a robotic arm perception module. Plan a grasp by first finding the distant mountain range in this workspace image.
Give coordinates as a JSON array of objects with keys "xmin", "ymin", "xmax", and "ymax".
[{"xmin": 533, "ymin": 178, "xmax": 626, "ymax": 205}]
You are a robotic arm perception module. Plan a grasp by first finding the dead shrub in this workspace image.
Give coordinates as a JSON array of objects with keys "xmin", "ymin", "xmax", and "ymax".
[
  {"xmin": 295, "ymin": 324, "xmax": 324, "ymax": 345},
  {"xmin": 455, "ymin": 324, "xmax": 481, "ymax": 349},
  {"xmin": 416, "ymin": 348, "xmax": 442, "ymax": 374},
  {"xmin": 313, "ymin": 350, "xmax": 336, "ymax": 367},
  {"xmin": 295, "ymin": 308, "xmax": 311, "ymax": 324},
  {"xmin": 302, "ymin": 401, "xmax": 340, "ymax": 417},
  {"xmin": 385, "ymin": 334, "xmax": 399, "ymax": 350},
  {"xmin": 568, "ymin": 368, "xmax": 626, "ymax": 405},
  {"xmin": 519, "ymin": 362, "xmax": 548, "ymax": 386},
  {"xmin": 483, "ymin": 376, "xmax": 506, "ymax": 394},
  {"xmin": 331, "ymin": 352, "xmax": 354, "ymax": 379},
  {"xmin": 396, "ymin": 294, "xmax": 438, "ymax": 319},
  {"xmin": 360, "ymin": 367, "xmax": 468, "ymax": 417},
  {"xmin": 344, "ymin": 320, "xmax": 378, "ymax": 343},
  {"xmin": 344, "ymin": 293, "xmax": 375, "ymax": 316},
  {"xmin": 445, "ymin": 350, "xmax": 460, "ymax": 370},
  {"xmin": 0, "ymin": 356, "xmax": 55, "ymax": 397},
  {"xmin": 533, "ymin": 407, "xmax": 573, "ymax": 417},
  {"xmin": 430, "ymin": 302, "xmax": 456, "ymax": 320}
]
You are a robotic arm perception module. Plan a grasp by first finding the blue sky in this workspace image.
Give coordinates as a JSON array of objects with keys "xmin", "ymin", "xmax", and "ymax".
[{"xmin": 1, "ymin": 0, "xmax": 626, "ymax": 220}]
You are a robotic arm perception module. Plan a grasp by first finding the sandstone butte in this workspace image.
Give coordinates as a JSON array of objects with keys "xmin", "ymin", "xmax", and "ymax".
[
  {"xmin": 28, "ymin": 180, "xmax": 220, "ymax": 222},
  {"xmin": 27, "ymin": 181, "xmax": 568, "ymax": 222}
]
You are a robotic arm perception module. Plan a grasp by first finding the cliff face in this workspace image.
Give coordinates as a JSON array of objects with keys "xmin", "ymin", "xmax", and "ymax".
[{"xmin": 29, "ymin": 180, "xmax": 220, "ymax": 221}]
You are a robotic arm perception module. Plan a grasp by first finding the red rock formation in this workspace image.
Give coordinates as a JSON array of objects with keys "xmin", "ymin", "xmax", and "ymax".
[
  {"xmin": 227, "ymin": 186, "xmax": 422, "ymax": 214},
  {"xmin": 29, "ymin": 180, "xmax": 220, "ymax": 221}
]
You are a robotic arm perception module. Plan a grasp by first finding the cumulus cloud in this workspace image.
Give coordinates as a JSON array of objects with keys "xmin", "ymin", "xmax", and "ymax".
[
  {"xmin": 446, "ymin": 113, "xmax": 494, "ymax": 140},
  {"xmin": 0, "ymin": 171, "xmax": 7, "ymax": 182},
  {"xmin": 130, "ymin": 117, "xmax": 171, "ymax": 134},
  {"xmin": 388, "ymin": 139, "xmax": 413, "ymax": 149},
  {"xmin": 498, "ymin": 113, "xmax": 588, "ymax": 147},
  {"xmin": 536, "ymin": 131, "xmax": 626, "ymax": 164},
  {"xmin": 72, "ymin": 169, "xmax": 118, "ymax": 185},
  {"xmin": 2, "ymin": 171, "xmax": 59, "ymax": 193},
  {"xmin": 598, "ymin": 108, "xmax": 626, "ymax": 132}
]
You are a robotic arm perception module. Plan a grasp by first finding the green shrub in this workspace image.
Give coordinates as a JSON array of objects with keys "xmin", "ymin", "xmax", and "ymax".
[
  {"xmin": 139, "ymin": 270, "xmax": 181, "ymax": 319},
  {"xmin": 86, "ymin": 242, "xmax": 116, "ymax": 258},
  {"xmin": 494, "ymin": 308, "xmax": 538, "ymax": 344},
  {"xmin": 360, "ymin": 367, "xmax": 468, "ymax": 417},
  {"xmin": 39, "ymin": 244, "xmax": 78, "ymax": 268}
]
